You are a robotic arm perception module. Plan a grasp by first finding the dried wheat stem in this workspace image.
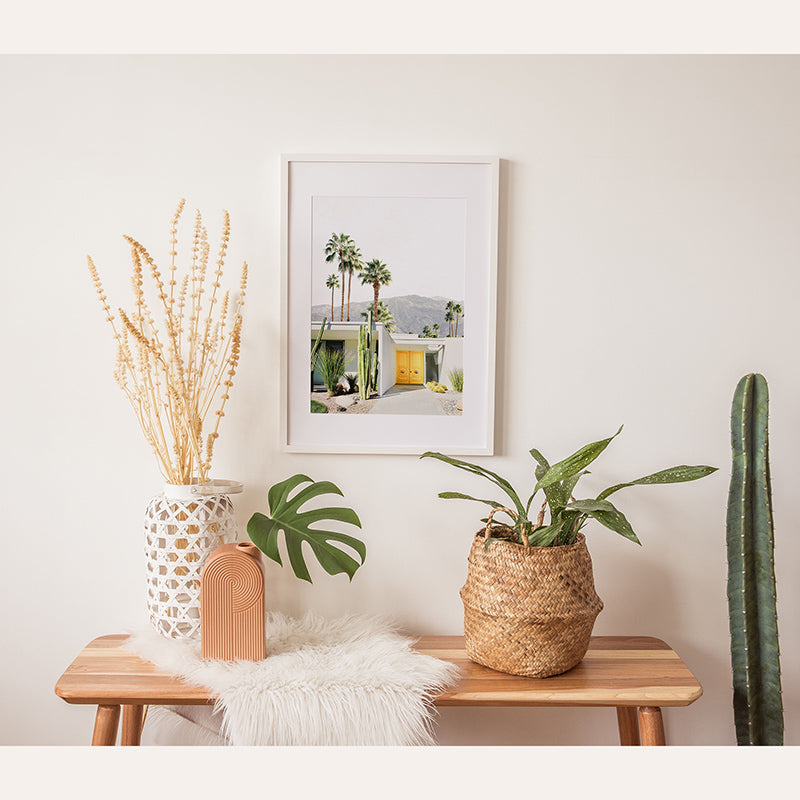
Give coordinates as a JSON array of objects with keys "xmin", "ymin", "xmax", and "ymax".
[
  {"xmin": 88, "ymin": 200, "xmax": 246, "ymax": 483},
  {"xmin": 201, "ymin": 213, "xmax": 229, "ymax": 344},
  {"xmin": 198, "ymin": 305, "xmax": 243, "ymax": 422},
  {"xmin": 189, "ymin": 223, "xmax": 210, "ymax": 413},
  {"xmin": 206, "ymin": 311, "xmax": 243, "ymax": 440},
  {"xmin": 168, "ymin": 198, "xmax": 185, "ymax": 309}
]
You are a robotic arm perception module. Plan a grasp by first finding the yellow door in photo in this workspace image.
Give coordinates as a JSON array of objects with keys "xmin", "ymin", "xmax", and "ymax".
[
  {"xmin": 396, "ymin": 351, "xmax": 424, "ymax": 385},
  {"xmin": 396, "ymin": 351, "xmax": 410, "ymax": 384},
  {"xmin": 409, "ymin": 350, "xmax": 424, "ymax": 384}
]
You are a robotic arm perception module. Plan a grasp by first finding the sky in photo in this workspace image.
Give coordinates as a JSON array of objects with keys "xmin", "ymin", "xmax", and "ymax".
[{"xmin": 311, "ymin": 196, "xmax": 466, "ymax": 308}]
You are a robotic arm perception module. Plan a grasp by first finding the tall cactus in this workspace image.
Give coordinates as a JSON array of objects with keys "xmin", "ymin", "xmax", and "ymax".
[
  {"xmin": 357, "ymin": 308, "xmax": 377, "ymax": 400},
  {"xmin": 369, "ymin": 310, "xmax": 379, "ymax": 391},
  {"xmin": 726, "ymin": 373, "xmax": 783, "ymax": 745},
  {"xmin": 357, "ymin": 323, "xmax": 368, "ymax": 399},
  {"xmin": 310, "ymin": 316, "xmax": 327, "ymax": 368}
]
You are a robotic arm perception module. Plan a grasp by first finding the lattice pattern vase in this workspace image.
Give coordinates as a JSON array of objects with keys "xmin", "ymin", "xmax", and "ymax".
[{"xmin": 144, "ymin": 483, "xmax": 238, "ymax": 639}]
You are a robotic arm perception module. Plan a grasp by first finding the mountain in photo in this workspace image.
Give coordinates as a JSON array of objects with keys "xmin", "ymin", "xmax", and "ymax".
[{"xmin": 312, "ymin": 294, "xmax": 465, "ymax": 336}]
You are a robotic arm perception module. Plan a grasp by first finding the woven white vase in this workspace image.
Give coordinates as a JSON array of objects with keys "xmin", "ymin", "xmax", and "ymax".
[{"xmin": 144, "ymin": 480, "xmax": 242, "ymax": 639}]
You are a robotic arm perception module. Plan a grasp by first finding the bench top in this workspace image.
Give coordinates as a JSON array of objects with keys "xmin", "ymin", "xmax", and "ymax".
[{"xmin": 55, "ymin": 634, "xmax": 702, "ymax": 708}]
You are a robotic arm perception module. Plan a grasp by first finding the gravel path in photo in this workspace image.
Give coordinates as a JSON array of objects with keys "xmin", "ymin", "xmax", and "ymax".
[
  {"xmin": 438, "ymin": 391, "xmax": 463, "ymax": 415},
  {"xmin": 312, "ymin": 393, "xmax": 378, "ymax": 414},
  {"xmin": 311, "ymin": 388, "xmax": 462, "ymax": 415}
]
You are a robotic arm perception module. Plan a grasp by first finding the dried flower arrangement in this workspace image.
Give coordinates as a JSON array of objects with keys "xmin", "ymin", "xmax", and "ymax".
[{"xmin": 88, "ymin": 199, "xmax": 248, "ymax": 484}]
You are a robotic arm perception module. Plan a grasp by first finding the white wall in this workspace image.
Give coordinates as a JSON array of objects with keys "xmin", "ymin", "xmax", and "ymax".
[
  {"xmin": 378, "ymin": 325, "xmax": 396, "ymax": 396},
  {"xmin": 2, "ymin": 55, "xmax": 799, "ymax": 746},
  {"xmin": 439, "ymin": 337, "xmax": 464, "ymax": 389}
]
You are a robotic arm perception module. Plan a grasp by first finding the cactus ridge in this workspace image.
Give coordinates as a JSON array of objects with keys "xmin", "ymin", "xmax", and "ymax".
[
  {"xmin": 357, "ymin": 307, "xmax": 378, "ymax": 400},
  {"xmin": 726, "ymin": 373, "xmax": 783, "ymax": 745},
  {"xmin": 310, "ymin": 316, "xmax": 327, "ymax": 369}
]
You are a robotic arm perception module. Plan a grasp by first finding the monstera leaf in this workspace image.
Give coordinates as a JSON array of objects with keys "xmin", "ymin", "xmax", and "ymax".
[{"xmin": 247, "ymin": 474, "xmax": 366, "ymax": 583}]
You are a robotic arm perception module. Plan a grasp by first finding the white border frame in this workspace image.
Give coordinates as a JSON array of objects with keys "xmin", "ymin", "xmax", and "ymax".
[{"xmin": 281, "ymin": 154, "xmax": 499, "ymax": 454}]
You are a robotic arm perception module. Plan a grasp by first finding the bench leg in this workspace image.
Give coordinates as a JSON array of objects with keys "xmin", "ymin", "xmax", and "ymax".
[
  {"xmin": 121, "ymin": 705, "xmax": 144, "ymax": 746},
  {"xmin": 638, "ymin": 706, "xmax": 666, "ymax": 746},
  {"xmin": 616, "ymin": 706, "xmax": 640, "ymax": 745},
  {"xmin": 92, "ymin": 704, "xmax": 120, "ymax": 746}
]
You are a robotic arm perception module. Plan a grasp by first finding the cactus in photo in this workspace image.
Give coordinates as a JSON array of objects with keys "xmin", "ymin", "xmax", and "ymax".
[
  {"xmin": 357, "ymin": 324, "xmax": 368, "ymax": 399},
  {"xmin": 369, "ymin": 311, "xmax": 379, "ymax": 391},
  {"xmin": 726, "ymin": 373, "xmax": 783, "ymax": 745},
  {"xmin": 357, "ymin": 307, "xmax": 377, "ymax": 400},
  {"xmin": 310, "ymin": 316, "xmax": 327, "ymax": 369}
]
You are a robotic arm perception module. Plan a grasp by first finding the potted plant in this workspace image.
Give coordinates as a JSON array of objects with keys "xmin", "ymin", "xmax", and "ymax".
[
  {"xmin": 422, "ymin": 426, "xmax": 716, "ymax": 677},
  {"xmin": 88, "ymin": 199, "xmax": 248, "ymax": 639}
]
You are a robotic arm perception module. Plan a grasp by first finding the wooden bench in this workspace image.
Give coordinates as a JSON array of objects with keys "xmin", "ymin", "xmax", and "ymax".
[{"xmin": 54, "ymin": 633, "xmax": 702, "ymax": 746}]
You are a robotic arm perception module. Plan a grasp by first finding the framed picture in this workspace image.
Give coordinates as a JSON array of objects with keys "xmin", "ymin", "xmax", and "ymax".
[{"xmin": 281, "ymin": 155, "xmax": 499, "ymax": 454}]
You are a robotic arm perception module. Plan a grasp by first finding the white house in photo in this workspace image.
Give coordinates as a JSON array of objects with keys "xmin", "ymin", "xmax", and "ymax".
[{"xmin": 311, "ymin": 321, "xmax": 464, "ymax": 395}]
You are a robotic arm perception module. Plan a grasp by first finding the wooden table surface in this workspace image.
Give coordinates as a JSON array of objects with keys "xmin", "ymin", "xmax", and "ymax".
[{"xmin": 55, "ymin": 633, "xmax": 702, "ymax": 708}]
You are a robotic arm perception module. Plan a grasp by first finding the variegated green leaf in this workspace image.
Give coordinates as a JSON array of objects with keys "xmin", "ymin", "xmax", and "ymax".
[
  {"xmin": 527, "ymin": 521, "xmax": 565, "ymax": 547},
  {"xmin": 529, "ymin": 448, "xmax": 550, "ymax": 473},
  {"xmin": 438, "ymin": 491, "xmax": 507, "ymax": 508},
  {"xmin": 527, "ymin": 448, "xmax": 567, "ymax": 512},
  {"xmin": 534, "ymin": 426, "xmax": 623, "ymax": 493},
  {"xmin": 566, "ymin": 498, "xmax": 641, "ymax": 545},
  {"xmin": 597, "ymin": 465, "xmax": 718, "ymax": 501},
  {"xmin": 422, "ymin": 451, "xmax": 526, "ymax": 517},
  {"xmin": 561, "ymin": 470, "xmax": 589, "ymax": 503}
]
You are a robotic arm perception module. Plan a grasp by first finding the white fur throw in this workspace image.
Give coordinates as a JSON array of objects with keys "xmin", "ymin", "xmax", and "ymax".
[{"xmin": 126, "ymin": 612, "xmax": 460, "ymax": 746}]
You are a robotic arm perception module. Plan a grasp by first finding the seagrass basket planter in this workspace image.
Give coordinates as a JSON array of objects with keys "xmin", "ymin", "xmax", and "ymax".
[{"xmin": 460, "ymin": 528, "xmax": 604, "ymax": 678}]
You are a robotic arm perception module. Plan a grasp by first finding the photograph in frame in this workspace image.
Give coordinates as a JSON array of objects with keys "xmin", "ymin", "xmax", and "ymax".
[{"xmin": 282, "ymin": 156, "xmax": 498, "ymax": 454}]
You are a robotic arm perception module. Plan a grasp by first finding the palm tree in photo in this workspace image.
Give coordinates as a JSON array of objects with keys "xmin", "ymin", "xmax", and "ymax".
[
  {"xmin": 432, "ymin": 323, "xmax": 440, "ymax": 338},
  {"xmin": 324, "ymin": 232, "xmax": 355, "ymax": 321},
  {"xmin": 360, "ymin": 258, "xmax": 392, "ymax": 320},
  {"xmin": 361, "ymin": 300, "xmax": 395, "ymax": 333},
  {"xmin": 444, "ymin": 308, "xmax": 455, "ymax": 337},
  {"xmin": 325, "ymin": 273, "xmax": 339, "ymax": 322},
  {"xmin": 421, "ymin": 325, "xmax": 433, "ymax": 338},
  {"xmin": 445, "ymin": 300, "xmax": 455, "ymax": 335},
  {"xmin": 344, "ymin": 245, "xmax": 364, "ymax": 321},
  {"xmin": 453, "ymin": 302, "xmax": 463, "ymax": 337}
]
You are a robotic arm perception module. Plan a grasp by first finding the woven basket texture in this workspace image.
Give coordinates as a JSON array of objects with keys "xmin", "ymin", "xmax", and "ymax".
[
  {"xmin": 144, "ymin": 493, "xmax": 236, "ymax": 639},
  {"xmin": 460, "ymin": 530, "xmax": 603, "ymax": 677}
]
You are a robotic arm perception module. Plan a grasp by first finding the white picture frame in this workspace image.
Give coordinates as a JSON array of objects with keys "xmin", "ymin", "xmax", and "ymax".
[{"xmin": 281, "ymin": 155, "xmax": 499, "ymax": 454}]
